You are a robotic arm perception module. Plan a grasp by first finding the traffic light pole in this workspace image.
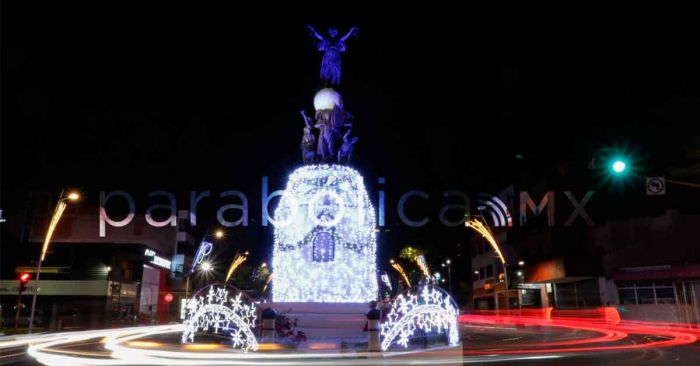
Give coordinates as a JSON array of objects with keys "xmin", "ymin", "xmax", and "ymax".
[
  {"xmin": 14, "ymin": 286, "xmax": 24, "ymax": 330},
  {"xmin": 28, "ymin": 259, "xmax": 43, "ymax": 333}
]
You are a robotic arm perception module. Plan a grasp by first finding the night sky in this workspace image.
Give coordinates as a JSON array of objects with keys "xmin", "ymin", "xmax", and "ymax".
[{"xmin": 2, "ymin": 5, "xmax": 699, "ymax": 270}]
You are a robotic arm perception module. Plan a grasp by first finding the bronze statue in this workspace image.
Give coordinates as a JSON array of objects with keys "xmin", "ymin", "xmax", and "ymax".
[
  {"xmin": 297, "ymin": 25, "xmax": 360, "ymax": 165},
  {"xmin": 300, "ymin": 110, "xmax": 316, "ymax": 164},
  {"xmin": 306, "ymin": 25, "xmax": 358, "ymax": 86},
  {"xmin": 337, "ymin": 130, "xmax": 358, "ymax": 163}
]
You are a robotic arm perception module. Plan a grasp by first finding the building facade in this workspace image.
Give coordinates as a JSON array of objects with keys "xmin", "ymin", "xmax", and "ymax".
[
  {"xmin": 469, "ymin": 209, "xmax": 700, "ymax": 325},
  {"xmin": 0, "ymin": 201, "xmax": 194, "ymax": 330}
]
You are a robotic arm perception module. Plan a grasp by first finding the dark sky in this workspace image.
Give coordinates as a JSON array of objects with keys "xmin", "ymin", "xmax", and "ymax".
[{"xmin": 2, "ymin": 5, "xmax": 700, "ymax": 266}]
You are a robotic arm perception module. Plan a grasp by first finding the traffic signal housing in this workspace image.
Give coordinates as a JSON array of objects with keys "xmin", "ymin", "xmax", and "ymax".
[
  {"xmin": 19, "ymin": 272, "xmax": 31, "ymax": 292},
  {"xmin": 609, "ymin": 157, "xmax": 629, "ymax": 176}
]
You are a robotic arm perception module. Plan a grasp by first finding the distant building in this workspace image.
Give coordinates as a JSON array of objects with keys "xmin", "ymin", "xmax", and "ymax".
[
  {"xmin": 469, "ymin": 209, "xmax": 700, "ymax": 325},
  {"xmin": 0, "ymin": 201, "xmax": 194, "ymax": 330},
  {"xmin": 593, "ymin": 210, "xmax": 700, "ymax": 324},
  {"xmin": 469, "ymin": 229, "xmax": 544, "ymax": 310}
]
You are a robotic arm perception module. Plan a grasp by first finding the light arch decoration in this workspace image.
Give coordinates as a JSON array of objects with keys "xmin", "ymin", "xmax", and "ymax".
[
  {"xmin": 380, "ymin": 285, "xmax": 459, "ymax": 351},
  {"xmin": 181, "ymin": 284, "xmax": 259, "ymax": 352}
]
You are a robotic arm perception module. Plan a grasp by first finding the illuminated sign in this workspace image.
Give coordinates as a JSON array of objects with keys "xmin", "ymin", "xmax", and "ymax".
[
  {"xmin": 144, "ymin": 249, "xmax": 172, "ymax": 270},
  {"xmin": 191, "ymin": 240, "xmax": 213, "ymax": 274}
]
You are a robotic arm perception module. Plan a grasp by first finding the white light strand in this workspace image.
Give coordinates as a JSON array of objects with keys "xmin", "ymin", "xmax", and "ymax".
[
  {"xmin": 181, "ymin": 285, "xmax": 258, "ymax": 352},
  {"xmin": 272, "ymin": 165, "xmax": 378, "ymax": 303},
  {"xmin": 380, "ymin": 286, "xmax": 459, "ymax": 351}
]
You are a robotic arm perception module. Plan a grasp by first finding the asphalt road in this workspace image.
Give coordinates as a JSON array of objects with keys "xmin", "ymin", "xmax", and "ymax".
[
  {"xmin": 2, "ymin": 322, "xmax": 699, "ymax": 365},
  {"xmin": 460, "ymin": 323, "xmax": 700, "ymax": 365}
]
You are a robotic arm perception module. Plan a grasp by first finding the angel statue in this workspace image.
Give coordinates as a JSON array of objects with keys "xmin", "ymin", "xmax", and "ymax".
[{"xmin": 306, "ymin": 25, "xmax": 358, "ymax": 86}]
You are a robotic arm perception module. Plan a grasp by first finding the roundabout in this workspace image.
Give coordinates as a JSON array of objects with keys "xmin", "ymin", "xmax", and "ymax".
[
  {"xmin": 11, "ymin": 310, "xmax": 700, "ymax": 366},
  {"xmin": 24, "ymin": 324, "xmax": 464, "ymax": 365}
]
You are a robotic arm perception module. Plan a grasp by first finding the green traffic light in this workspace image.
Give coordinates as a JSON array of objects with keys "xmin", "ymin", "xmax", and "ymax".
[{"xmin": 611, "ymin": 159, "xmax": 627, "ymax": 174}]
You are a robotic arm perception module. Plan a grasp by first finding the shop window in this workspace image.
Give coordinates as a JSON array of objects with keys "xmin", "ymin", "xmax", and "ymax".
[
  {"xmin": 655, "ymin": 287, "xmax": 676, "ymax": 304},
  {"xmin": 636, "ymin": 288, "xmax": 655, "ymax": 304},
  {"xmin": 616, "ymin": 281, "xmax": 677, "ymax": 305},
  {"xmin": 618, "ymin": 289, "xmax": 637, "ymax": 304}
]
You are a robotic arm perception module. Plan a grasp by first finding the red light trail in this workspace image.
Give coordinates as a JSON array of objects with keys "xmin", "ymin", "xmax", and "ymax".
[{"xmin": 461, "ymin": 307, "xmax": 698, "ymax": 355}]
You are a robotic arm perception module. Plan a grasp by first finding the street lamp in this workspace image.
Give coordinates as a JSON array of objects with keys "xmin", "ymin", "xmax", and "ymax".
[
  {"xmin": 201, "ymin": 262, "xmax": 213, "ymax": 272},
  {"xmin": 28, "ymin": 190, "xmax": 79, "ymax": 333},
  {"xmin": 442, "ymin": 259, "xmax": 452, "ymax": 294}
]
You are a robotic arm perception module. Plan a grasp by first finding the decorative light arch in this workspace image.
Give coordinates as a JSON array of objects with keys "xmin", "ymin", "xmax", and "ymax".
[
  {"xmin": 181, "ymin": 284, "xmax": 259, "ymax": 352},
  {"xmin": 380, "ymin": 285, "xmax": 459, "ymax": 351}
]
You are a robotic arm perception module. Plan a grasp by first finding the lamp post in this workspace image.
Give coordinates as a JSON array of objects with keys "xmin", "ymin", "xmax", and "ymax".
[
  {"xmin": 28, "ymin": 190, "xmax": 79, "ymax": 333},
  {"xmin": 442, "ymin": 259, "xmax": 452, "ymax": 294}
]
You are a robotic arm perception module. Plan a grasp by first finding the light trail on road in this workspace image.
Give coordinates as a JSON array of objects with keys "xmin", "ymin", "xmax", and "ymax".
[
  {"xmin": 1, "ymin": 307, "xmax": 698, "ymax": 365},
  {"xmin": 461, "ymin": 307, "xmax": 699, "ymax": 356}
]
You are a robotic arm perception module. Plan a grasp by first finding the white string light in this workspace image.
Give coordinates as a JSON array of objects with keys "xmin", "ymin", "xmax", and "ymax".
[
  {"xmin": 181, "ymin": 285, "xmax": 258, "ymax": 352},
  {"xmin": 272, "ymin": 165, "xmax": 378, "ymax": 303},
  {"xmin": 380, "ymin": 286, "xmax": 459, "ymax": 351}
]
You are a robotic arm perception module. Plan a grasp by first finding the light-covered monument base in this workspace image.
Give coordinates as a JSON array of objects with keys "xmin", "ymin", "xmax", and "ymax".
[{"xmin": 271, "ymin": 164, "xmax": 378, "ymax": 303}]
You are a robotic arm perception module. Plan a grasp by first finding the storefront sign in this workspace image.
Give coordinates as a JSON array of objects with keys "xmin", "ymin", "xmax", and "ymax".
[{"xmin": 144, "ymin": 249, "xmax": 172, "ymax": 270}]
